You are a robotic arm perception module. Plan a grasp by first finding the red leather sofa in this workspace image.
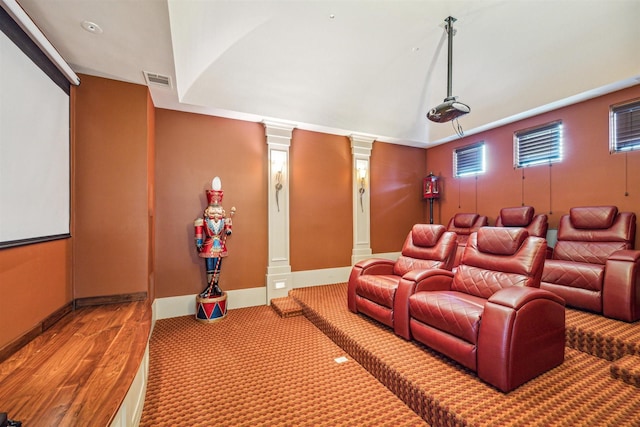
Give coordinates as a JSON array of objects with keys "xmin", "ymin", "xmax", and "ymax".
[
  {"xmin": 348, "ymin": 224, "xmax": 457, "ymax": 337},
  {"xmin": 446, "ymin": 213, "xmax": 488, "ymax": 267},
  {"xmin": 541, "ymin": 206, "xmax": 640, "ymax": 322},
  {"xmin": 495, "ymin": 206, "xmax": 548, "ymax": 238},
  {"xmin": 403, "ymin": 227, "xmax": 565, "ymax": 392}
]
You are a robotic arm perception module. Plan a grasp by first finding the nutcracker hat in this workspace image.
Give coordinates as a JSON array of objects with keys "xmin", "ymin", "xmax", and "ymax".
[{"xmin": 206, "ymin": 189, "xmax": 224, "ymax": 206}]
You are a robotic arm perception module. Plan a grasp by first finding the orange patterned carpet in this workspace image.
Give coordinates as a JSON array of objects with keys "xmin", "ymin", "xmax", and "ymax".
[
  {"xmin": 141, "ymin": 305, "xmax": 426, "ymax": 426},
  {"xmin": 142, "ymin": 283, "xmax": 640, "ymax": 426},
  {"xmin": 290, "ymin": 283, "xmax": 640, "ymax": 427}
]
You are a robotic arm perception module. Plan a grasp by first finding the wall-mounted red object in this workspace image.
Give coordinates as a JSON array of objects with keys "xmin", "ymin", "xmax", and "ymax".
[
  {"xmin": 423, "ymin": 173, "xmax": 440, "ymax": 199},
  {"xmin": 424, "ymin": 172, "xmax": 440, "ymax": 224}
]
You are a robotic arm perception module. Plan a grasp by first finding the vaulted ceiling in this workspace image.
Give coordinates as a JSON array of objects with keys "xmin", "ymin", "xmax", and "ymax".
[{"xmin": 17, "ymin": 0, "xmax": 640, "ymax": 147}]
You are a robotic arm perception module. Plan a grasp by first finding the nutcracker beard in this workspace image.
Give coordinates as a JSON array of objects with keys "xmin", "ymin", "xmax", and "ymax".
[{"xmin": 200, "ymin": 257, "xmax": 223, "ymax": 298}]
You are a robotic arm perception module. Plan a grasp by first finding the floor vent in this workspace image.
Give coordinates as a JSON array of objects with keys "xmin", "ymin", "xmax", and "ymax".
[{"xmin": 143, "ymin": 71, "xmax": 172, "ymax": 88}]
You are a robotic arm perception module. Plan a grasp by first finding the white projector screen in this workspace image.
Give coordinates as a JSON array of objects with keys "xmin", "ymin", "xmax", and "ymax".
[{"xmin": 0, "ymin": 10, "xmax": 71, "ymax": 248}]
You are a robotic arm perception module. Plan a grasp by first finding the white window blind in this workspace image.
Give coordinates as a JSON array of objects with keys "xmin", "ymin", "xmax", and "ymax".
[
  {"xmin": 514, "ymin": 121, "xmax": 562, "ymax": 168},
  {"xmin": 454, "ymin": 142, "xmax": 485, "ymax": 177},
  {"xmin": 610, "ymin": 99, "xmax": 640, "ymax": 153}
]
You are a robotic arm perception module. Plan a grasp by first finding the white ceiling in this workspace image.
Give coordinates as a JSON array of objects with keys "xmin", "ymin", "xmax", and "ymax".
[{"xmin": 15, "ymin": 0, "xmax": 640, "ymax": 147}]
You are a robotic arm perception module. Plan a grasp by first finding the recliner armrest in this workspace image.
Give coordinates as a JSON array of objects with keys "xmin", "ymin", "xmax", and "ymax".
[
  {"xmin": 354, "ymin": 258, "xmax": 395, "ymax": 275},
  {"xmin": 403, "ymin": 268, "xmax": 453, "ymax": 285},
  {"xmin": 488, "ymin": 286, "xmax": 565, "ymax": 310},
  {"xmin": 348, "ymin": 258, "xmax": 396, "ymax": 312},
  {"xmin": 394, "ymin": 269, "xmax": 454, "ymax": 340},
  {"xmin": 478, "ymin": 286, "xmax": 565, "ymax": 392},
  {"xmin": 608, "ymin": 249, "xmax": 640, "ymax": 263},
  {"xmin": 603, "ymin": 249, "xmax": 640, "ymax": 322},
  {"xmin": 411, "ymin": 269, "xmax": 455, "ymax": 293}
]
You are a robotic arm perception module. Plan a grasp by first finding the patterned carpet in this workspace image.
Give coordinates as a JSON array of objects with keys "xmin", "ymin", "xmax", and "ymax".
[
  {"xmin": 140, "ymin": 304, "xmax": 426, "ymax": 426},
  {"xmin": 141, "ymin": 283, "xmax": 640, "ymax": 426},
  {"xmin": 565, "ymin": 308, "xmax": 640, "ymax": 360},
  {"xmin": 290, "ymin": 283, "xmax": 640, "ymax": 427}
]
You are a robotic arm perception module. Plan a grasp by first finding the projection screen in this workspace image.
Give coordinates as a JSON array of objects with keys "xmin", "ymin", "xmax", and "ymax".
[{"xmin": 0, "ymin": 6, "xmax": 72, "ymax": 248}]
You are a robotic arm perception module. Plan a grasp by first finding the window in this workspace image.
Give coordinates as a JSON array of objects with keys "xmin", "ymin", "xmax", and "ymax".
[
  {"xmin": 453, "ymin": 142, "xmax": 485, "ymax": 177},
  {"xmin": 610, "ymin": 98, "xmax": 640, "ymax": 153},
  {"xmin": 514, "ymin": 121, "xmax": 562, "ymax": 168}
]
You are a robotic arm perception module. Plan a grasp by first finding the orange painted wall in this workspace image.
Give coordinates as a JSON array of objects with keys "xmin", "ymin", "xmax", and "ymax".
[
  {"xmin": 154, "ymin": 109, "xmax": 267, "ymax": 297},
  {"xmin": 290, "ymin": 130, "xmax": 352, "ymax": 271},
  {"xmin": 73, "ymin": 75, "xmax": 151, "ymax": 298},
  {"xmin": 426, "ymin": 85, "xmax": 640, "ymax": 249},
  {"xmin": 0, "ymin": 240, "xmax": 72, "ymax": 347},
  {"xmin": 370, "ymin": 142, "xmax": 428, "ymax": 253},
  {"xmin": 288, "ymin": 133, "xmax": 428, "ymax": 270}
]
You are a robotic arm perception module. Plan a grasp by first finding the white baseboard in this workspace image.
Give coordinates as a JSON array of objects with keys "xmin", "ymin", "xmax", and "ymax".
[
  {"xmin": 291, "ymin": 266, "xmax": 352, "ymax": 288},
  {"xmin": 289, "ymin": 252, "xmax": 399, "ymax": 289},
  {"xmin": 227, "ymin": 287, "xmax": 268, "ymax": 309},
  {"xmin": 154, "ymin": 287, "xmax": 267, "ymax": 320},
  {"xmin": 155, "ymin": 293, "xmax": 197, "ymax": 320}
]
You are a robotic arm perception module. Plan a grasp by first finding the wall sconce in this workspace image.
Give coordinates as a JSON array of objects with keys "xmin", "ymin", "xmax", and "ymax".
[
  {"xmin": 272, "ymin": 151, "xmax": 287, "ymax": 212},
  {"xmin": 356, "ymin": 160, "xmax": 368, "ymax": 212}
]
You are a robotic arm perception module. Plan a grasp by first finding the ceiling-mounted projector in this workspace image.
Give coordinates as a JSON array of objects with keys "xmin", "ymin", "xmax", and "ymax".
[
  {"xmin": 427, "ymin": 16, "xmax": 470, "ymax": 124},
  {"xmin": 427, "ymin": 96, "xmax": 470, "ymax": 123}
]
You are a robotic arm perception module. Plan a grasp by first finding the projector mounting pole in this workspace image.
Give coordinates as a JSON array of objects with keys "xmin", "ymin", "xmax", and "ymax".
[
  {"xmin": 445, "ymin": 16, "xmax": 456, "ymax": 100},
  {"xmin": 426, "ymin": 15, "xmax": 469, "ymax": 124}
]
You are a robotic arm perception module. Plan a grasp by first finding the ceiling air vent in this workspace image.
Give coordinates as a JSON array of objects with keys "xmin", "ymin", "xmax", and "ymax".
[{"xmin": 143, "ymin": 71, "xmax": 172, "ymax": 88}]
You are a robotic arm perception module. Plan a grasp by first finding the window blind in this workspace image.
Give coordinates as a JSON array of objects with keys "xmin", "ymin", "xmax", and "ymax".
[
  {"xmin": 611, "ymin": 99, "xmax": 640, "ymax": 153},
  {"xmin": 514, "ymin": 121, "xmax": 562, "ymax": 168},
  {"xmin": 454, "ymin": 142, "xmax": 485, "ymax": 177}
]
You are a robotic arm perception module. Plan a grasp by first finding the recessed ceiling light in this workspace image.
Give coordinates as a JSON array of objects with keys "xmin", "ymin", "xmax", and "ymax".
[
  {"xmin": 329, "ymin": 14, "xmax": 335, "ymax": 19},
  {"xmin": 81, "ymin": 20, "xmax": 103, "ymax": 34}
]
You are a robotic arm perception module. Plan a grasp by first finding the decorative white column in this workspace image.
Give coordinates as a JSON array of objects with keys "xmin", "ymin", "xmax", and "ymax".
[
  {"xmin": 263, "ymin": 121, "xmax": 295, "ymax": 302},
  {"xmin": 350, "ymin": 134, "xmax": 374, "ymax": 265}
]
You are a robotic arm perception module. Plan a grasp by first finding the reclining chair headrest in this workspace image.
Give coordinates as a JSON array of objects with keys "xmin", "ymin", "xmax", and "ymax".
[
  {"xmin": 412, "ymin": 224, "xmax": 446, "ymax": 248},
  {"xmin": 453, "ymin": 213, "xmax": 479, "ymax": 228},
  {"xmin": 477, "ymin": 227, "xmax": 529, "ymax": 256},
  {"xmin": 570, "ymin": 206, "xmax": 618, "ymax": 229},
  {"xmin": 499, "ymin": 206, "xmax": 534, "ymax": 227}
]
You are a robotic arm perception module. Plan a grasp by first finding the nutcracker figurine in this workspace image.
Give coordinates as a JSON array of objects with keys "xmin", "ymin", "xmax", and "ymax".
[{"xmin": 194, "ymin": 177, "xmax": 236, "ymax": 299}]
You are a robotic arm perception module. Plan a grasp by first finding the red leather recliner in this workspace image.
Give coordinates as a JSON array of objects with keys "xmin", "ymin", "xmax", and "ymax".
[
  {"xmin": 403, "ymin": 227, "xmax": 565, "ymax": 392},
  {"xmin": 495, "ymin": 206, "xmax": 548, "ymax": 238},
  {"xmin": 348, "ymin": 224, "xmax": 457, "ymax": 338},
  {"xmin": 446, "ymin": 213, "xmax": 488, "ymax": 267},
  {"xmin": 541, "ymin": 206, "xmax": 640, "ymax": 322}
]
